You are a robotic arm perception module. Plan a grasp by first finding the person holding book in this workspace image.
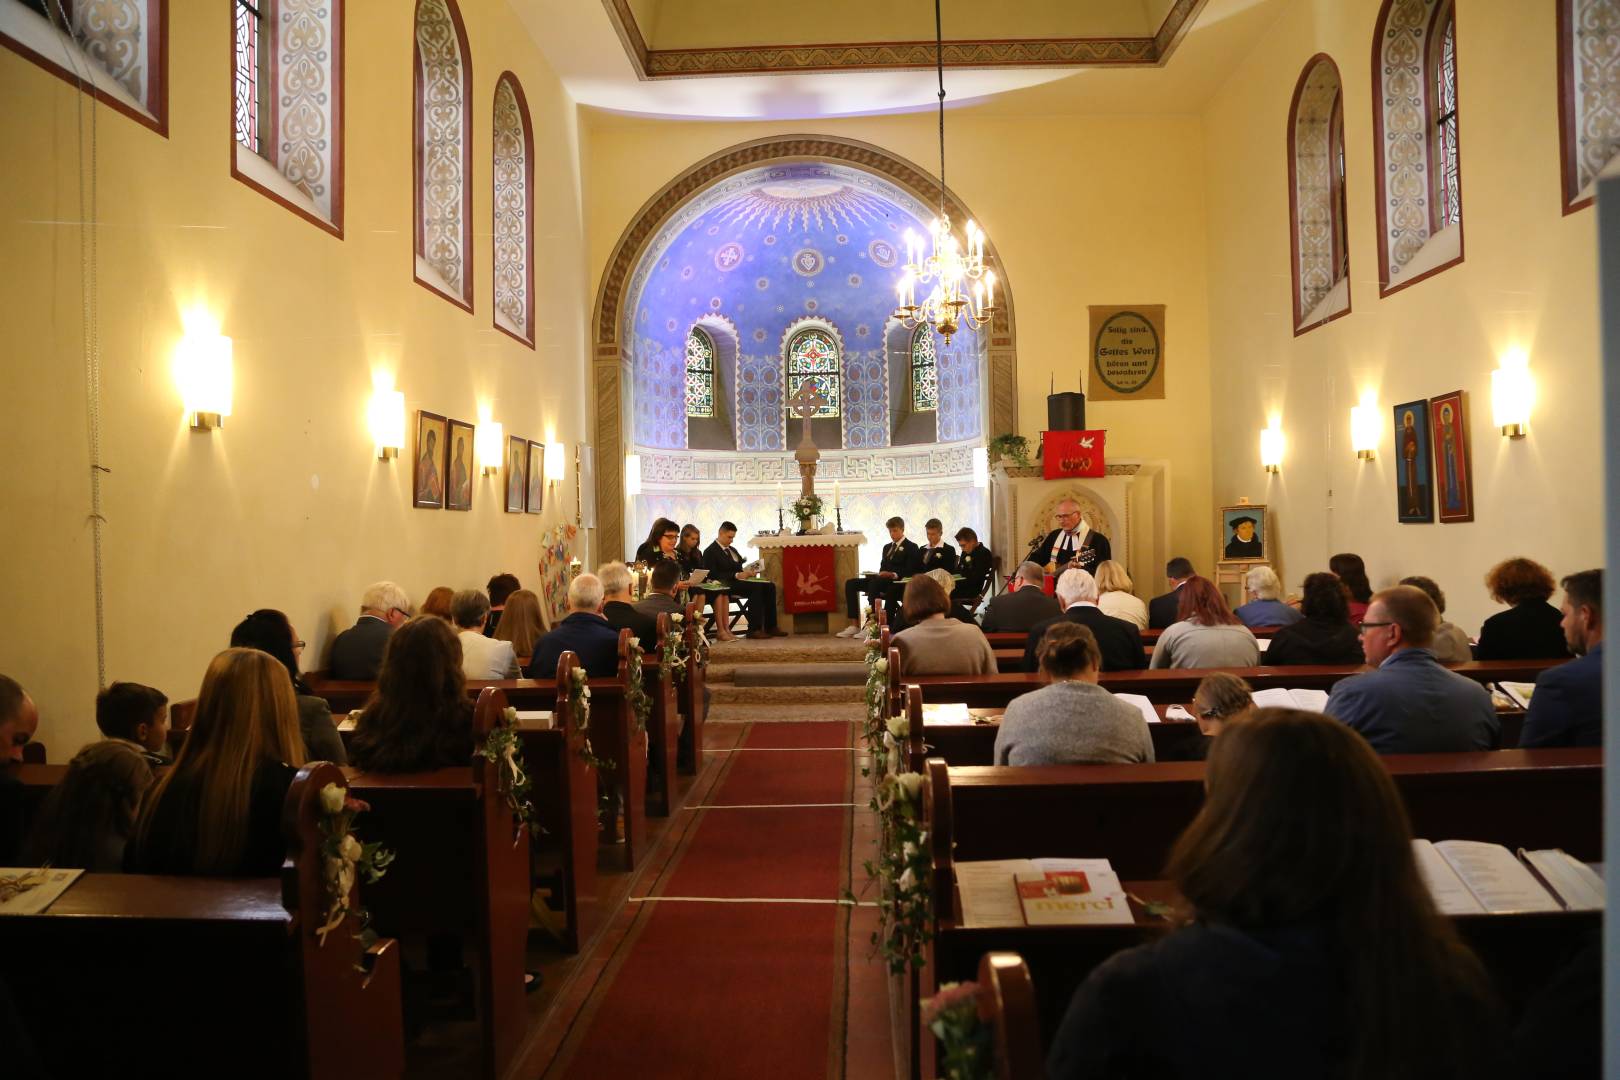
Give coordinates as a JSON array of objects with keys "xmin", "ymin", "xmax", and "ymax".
[
  {"xmin": 995, "ymin": 623, "xmax": 1154, "ymax": 766},
  {"xmin": 1520, "ymin": 569, "xmax": 1603, "ymax": 748},
  {"xmin": 1047, "ymin": 708, "xmax": 1502, "ymax": 1078}
]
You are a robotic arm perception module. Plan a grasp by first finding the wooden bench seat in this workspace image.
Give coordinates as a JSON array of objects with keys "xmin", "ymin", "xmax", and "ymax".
[{"xmin": 0, "ymin": 762, "xmax": 406, "ymax": 1079}]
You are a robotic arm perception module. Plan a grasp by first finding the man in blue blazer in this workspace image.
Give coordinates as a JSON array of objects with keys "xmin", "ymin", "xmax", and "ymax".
[
  {"xmin": 526, "ymin": 573, "xmax": 622, "ymax": 679},
  {"xmin": 1520, "ymin": 569, "xmax": 1602, "ymax": 748},
  {"xmin": 1325, "ymin": 585, "xmax": 1498, "ymax": 753}
]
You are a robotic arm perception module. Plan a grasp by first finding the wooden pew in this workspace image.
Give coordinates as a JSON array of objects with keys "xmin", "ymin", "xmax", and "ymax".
[
  {"xmin": 643, "ymin": 611, "xmax": 683, "ymax": 814},
  {"xmin": 975, "ymin": 952, "xmax": 1046, "ymax": 1080},
  {"xmin": 679, "ymin": 601, "xmax": 708, "ymax": 774},
  {"xmin": 0, "ymin": 762, "xmax": 406, "ymax": 1079},
  {"xmin": 342, "ymin": 688, "xmax": 529, "ymax": 1080}
]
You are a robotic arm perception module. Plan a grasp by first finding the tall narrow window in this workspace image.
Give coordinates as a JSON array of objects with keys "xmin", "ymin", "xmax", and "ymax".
[
  {"xmin": 1287, "ymin": 55, "xmax": 1350, "ymax": 332},
  {"xmin": 910, "ymin": 328, "xmax": 938, "ymax": 412},
  {"xmin": 0, "ymin": 0, "xmax": 168, "ymax": 135},
  {"xmin": 230, "ymin": 0, "xmax": 345, "ymax": 236},
  {"xmin": 1558, "ymin": 0, "xmax": 1620, "ymax": 213},
  {"xmin": 492, "ymin": 73, "xmax": 534, "ymax": 345},
  {"xmin": 1371, "ymin": 0, "xmax": 1464, "ymax": 296},
  {"xmin": 685, "ymin": 328, "xmax": 716, "ymax": 418},
  {"xmin": 413, "ymin": 0, "xmax": 473, "ymax": 310},
  {"xmin": 786, "ymin": 328, "xmax": 841, "ymax": 418}
]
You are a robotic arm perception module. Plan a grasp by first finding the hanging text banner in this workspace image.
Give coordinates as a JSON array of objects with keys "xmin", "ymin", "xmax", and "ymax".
[
  {"xmin": 1088, "ymin": 305, "xmax": 1166, "ymax": 401},
  {"xmin": 782, "ymin": 544, "xmax": 839, "ymax": 613}
]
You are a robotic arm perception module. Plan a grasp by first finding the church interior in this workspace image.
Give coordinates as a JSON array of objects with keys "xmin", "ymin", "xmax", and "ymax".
[{"xmin": 2, "ymin": 0, "xmax": 1616, "ymax": 1077}]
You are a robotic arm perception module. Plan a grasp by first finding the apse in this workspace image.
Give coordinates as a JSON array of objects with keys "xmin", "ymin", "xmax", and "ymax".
[{"xmin": 623, "ymin": 161, "xmax": 990, "ymax": 561}]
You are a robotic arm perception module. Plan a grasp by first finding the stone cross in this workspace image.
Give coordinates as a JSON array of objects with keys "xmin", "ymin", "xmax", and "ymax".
[{"xmin": 787, "ymin": 381, "xmax": 828, "ymax": 499}]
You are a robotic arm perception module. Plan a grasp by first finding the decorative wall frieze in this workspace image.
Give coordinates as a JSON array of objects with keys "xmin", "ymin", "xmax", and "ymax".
[{"xmin": 636, "ymin": 444, "xmax": 978, "ymax": 486}]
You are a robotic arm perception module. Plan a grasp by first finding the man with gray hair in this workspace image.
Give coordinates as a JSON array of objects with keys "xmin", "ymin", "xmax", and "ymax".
[
  {"xmin": 599, "ymin": 561, "xmax": 659, "ymax": 651},
  {"xmin": 981, "ymin": 561, "xmax": 1062, "ymax": 633},
  {"xmin": 452, "ymin": 589, "xmax": 520, "ymax": 679},
  {"xmin": 1233, "ymin": 565, "xmax": 1303, "ymax": 629},
  {"xmin": 1030, "ymin": 498, "xmax": 1113, "ymax": 573},
  {"xmin": 1022, "ymin": 567, "xmax": 1144, "ymax": 673},
  {"xmin": 526, "ymin": 573, "xmax": 621, "ymax": 679},
  {"xmin": 329, "ymin": 580, "xmax": 413, "ymax": 679}
]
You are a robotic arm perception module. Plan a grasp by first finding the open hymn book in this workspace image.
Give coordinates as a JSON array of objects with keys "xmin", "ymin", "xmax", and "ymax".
[
  {"xmin": 1412, "ymin": 840, "xmax": 1604, "ymax": 915},
  {"xmin": 955, "ymin": 858, "xmax": 1135, "ymax": 927}
]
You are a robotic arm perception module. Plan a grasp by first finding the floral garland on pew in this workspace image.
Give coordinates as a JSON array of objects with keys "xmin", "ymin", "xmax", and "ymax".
[
  {"xmin": 866, "ymin": 766, "xmax": 932, "ymax": 974},
  {"xmin": 315, "ymin": 783, "xmax": 396, "ymax": 960},
  {"xmin": 625, "ymin": 638, "xmax": 652, "ymax": 737},
  {"xmin": 569, "ymin": 666, "xmax": 612, "ymax": 772},
  {"xmin": 660, "ymin": 615, "xmax": 690, "ymax": 682},
  {"xmin": 923, "ymin": 982, "xmax": 994, "ymax": 1080},
  {"xmin": 477, "ymin": 707, "xmax": 538, "ymax": 832}
]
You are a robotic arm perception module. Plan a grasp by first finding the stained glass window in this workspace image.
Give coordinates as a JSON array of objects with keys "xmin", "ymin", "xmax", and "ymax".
[
  {"xmin": 1432, "ymin": 5, "xmax": 1460, "ymax": 230},
  {"xmin": 234, "ymin": 1, "xmax": 263, "ymax": 153},
  {"xmin": 910, "ymin": 328, "xmax": 938, "ymax": 413},
  {"xmin": 1331, "ymin": 92, "xmax": 1349, "ymax": 284},
  {"xmin": 786, "ymin": 329, "xmax": 841, "ymax": 418},
  {"xmin": 686, "ymin": 327, "xmax": 716, "ymax": 418}
]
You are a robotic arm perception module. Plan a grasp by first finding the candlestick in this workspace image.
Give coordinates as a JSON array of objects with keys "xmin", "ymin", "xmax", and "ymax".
[{"xmin": 835, "ymin": 502, "xmax": 843, "ymax": 533}]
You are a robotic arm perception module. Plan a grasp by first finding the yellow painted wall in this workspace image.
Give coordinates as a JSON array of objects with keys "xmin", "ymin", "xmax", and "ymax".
[
  {"xmin": 583, "ymin": 111, "xmax": 1217, "ymax": 581},
  {"xmin": 0, "ymin": 3, "xmax": 592, "ymax": 757},
  {"xmin": 1201, "ymin": 0, "xmax": 1602, "ymax": 634}
]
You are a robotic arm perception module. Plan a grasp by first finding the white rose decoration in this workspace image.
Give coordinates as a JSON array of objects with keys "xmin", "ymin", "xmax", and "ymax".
[
  {"xmin": 873, "ymin": 658, "xmax": 889, "ymax": 675},
  {"xmin": 503, "ymin": 706, "xmax": 519, "ymax": 725},
  {"xmin": 902, "ymin": 841, "xmax": 917, "ymax": 859},
  {"xmin": 894, "ymin": 772, "xmax": 924, "ymax": 801},
  {"xmin": 671, "ymin": 613, "xmax": 684, "ymax": 623},
  {"xmin": 572, "ymin": 667, "xmax": 588, "ymax": 685},
  {"xmin": 897, "ymin": 867, "xmax": 915, "ymax": 891},
  {"xmin": 886, "ymin": 715, "xmax": 909, "ymax": 739},
  {"xmin": 341, "ymin": 834, "xmax": 363, "ymax": 862},
  {"xmin": 319, "ymin": 783, "xmax": 346, "ymax": 815}
]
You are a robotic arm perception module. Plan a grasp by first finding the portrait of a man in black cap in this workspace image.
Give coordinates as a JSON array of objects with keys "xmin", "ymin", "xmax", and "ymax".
[{"xmin": 1224, "ymin": 514, "xmax": 1263, "ymax": 558}]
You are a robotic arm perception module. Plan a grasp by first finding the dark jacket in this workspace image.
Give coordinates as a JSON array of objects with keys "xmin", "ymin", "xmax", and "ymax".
[
  {"xmin": 1030, "ymin": 527, "xmax": 1112, "ymax": 572},
  {"xmin": 916, "ymin": 542, "xmax": 957, "ymax": 575},
  {"xmin": 1148, "ymin": 583, "xmax": 1186, "ymax": 630},
  {"xmin": 1024, "ymin": 605, "xmax": 1146, "ymax": 673},
  {"xmin": 129, "ymin": 759, "xmax": 296, "ymax": 877},
  {"xmin": 1325, "ymin": 648, "xmax": 1499, "ymax": 753},
  {"xmin": 328, "ymin": 615, "xmax": 393, "ymax": 680},
  {"xmin": 980, "ymin": 586, "xmax": 1062, "ymax": 633},
  {"xmin": 348, "ymin": 699, "xmax": 474, "ymax": 773},
  {"xmin": 703, "ymin": 540, "xmax": 747, "ymax": 583},
  {"xmin": 878, "ymin": 538, "xmax": 922, "ymax": 577},
  {"xmin": 0, "ymin": 769, "xmax": 22, "ymax": 867},
  {"xmin": 634, "ymin": 592, "xmax": 684, "ymax": 618},
  {"xmin": 1264, "ymin": 617, "xmax": 1364, "ymax": 667},
  {"xmin": 527, "ymin": 611, "xmax": 622, "ymax": 679},
  {"xmin": 603, "ymin": 599, "xmax": 660, "ymax": 652},
  {"xmin": 676, "ymin": 545, "xmax": 706, "ymax": 578},
  {"xmin": 297, "ymin": 694, "xmax": 348, "ymax": 766},
  {"xmin": 1477, "ymin": 601, "xmax": 1571, "ymax": 661},
  {"xmin": 954, "ymin": 545, "xmax": 995, "ymax": 599},
  {"xmin": 1520, "ymin": 644, "xmax": 1599, "ymax": 748}
]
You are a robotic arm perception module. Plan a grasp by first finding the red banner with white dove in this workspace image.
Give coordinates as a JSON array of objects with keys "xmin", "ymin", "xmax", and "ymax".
[
  {"xmin": 782, "ymin": 545, "xmax": 839, "ymax": 613},
  {"xmin": 1042, "ymin": 430, "xmax": 1107, "ymax": 479}
]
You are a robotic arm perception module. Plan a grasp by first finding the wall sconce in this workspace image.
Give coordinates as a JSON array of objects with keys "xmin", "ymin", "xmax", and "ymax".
[
  {"xmin": 545, "ymin": 442, "xmax": 565, "ymax": 481},
  {"xmin": 476, "ymin": 420, "xmax": 504, "ymax": 476},
  {"xmin": 367, "ymin": 388, "xmax": 405, "ymax": 460},
  {"xmin": 177, "ymin": 332, "xmax": 233, "ymax": 430},
  {"xmin": 1260, "ymin": 422, "xmax": 1285, "ymax": 474},
  {"xmin": 1492, "ymin": 350, "xmax": 1534, "ymax": 438},
  {"xmin": 972, "ymin": 446, "xmax": 989, "ymax": 489},
  {"xmin": 1350, "ymin": 400, "xmax": 1380, "ymax": 460},
  {"xmin": 625, "ymin": 454, "xmax": 642, "ymax": 496}
]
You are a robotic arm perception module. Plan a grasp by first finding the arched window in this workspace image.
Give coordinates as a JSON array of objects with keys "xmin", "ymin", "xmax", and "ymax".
[
  {"xmin": 413, "ymin": 0, "xmax": 473, "ymax": 310},
  {"xmin": 786, "ymin": 328, "xmax": 841, "ymax": 418},
  {"xmin": 1371, "ymin": 0, "xmax": 1464, "ymax": 296},
  {"xmin": 910, "ymin": 328, "xmax": 938, "ymax": 412},
  {"xmin": 685, "ymin": 327, "xmax": 716, "ymax": 418},
  {"xmin": 0, "ymin": 0, "xmax": 168, "ymax": 134},
  {"xmin": 1287, "ymin": 55, "xmax": 1350, "ymax": 333},
  {"xmin": 231, "ymin": 0, "xmax": 345, "ymax": 236},
  {"xmin": 1558, "ymin": 0, "xmax": 1620, "ymax": 213},
  {"xmin": 492, "ymin": 73, "xmax": 534, "ymax": 345}
]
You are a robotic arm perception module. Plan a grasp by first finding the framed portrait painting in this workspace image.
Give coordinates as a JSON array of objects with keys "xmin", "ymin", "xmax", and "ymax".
[
  {"xmin": 1392, "ymin": 400, "xmax": 1433, "ymax": 524},
  {"xmin": 505, "ymin": 434, "xmax": 527, "ymax": 514},
  {"xmin": 1218, "ymin": 505, "xmax": 1266, "ymax": 562},
  {"xmin": 413, "ymin": 410, "xmax": 447, "ymax": 509},
  {"xmin": 445, "ymin": 419, "xmax": 475, "ymax": 511},
  {"xmin": 1429, "ymin": 390, "xmax": 1474, "ymax": 523},
  {"xmin": 526, "ymin": 441, "xmax": 545, "ymax": 514}
]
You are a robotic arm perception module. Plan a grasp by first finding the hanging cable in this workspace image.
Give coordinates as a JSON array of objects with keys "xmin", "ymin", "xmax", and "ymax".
[{"xmin": 935, "ymin": 0, "xmax": 947, "ymax": 218}]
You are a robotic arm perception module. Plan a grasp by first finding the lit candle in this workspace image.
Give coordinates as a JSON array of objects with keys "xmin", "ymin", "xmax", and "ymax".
[{"xmin": 973, "ymin": 280, "xmax": 985, "ymax": 319}]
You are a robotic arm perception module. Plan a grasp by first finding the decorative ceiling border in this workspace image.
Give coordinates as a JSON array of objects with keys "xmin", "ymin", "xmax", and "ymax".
[{"xmin": 602, "ymin": 0, "xmax": 1208, "ymax": 79}]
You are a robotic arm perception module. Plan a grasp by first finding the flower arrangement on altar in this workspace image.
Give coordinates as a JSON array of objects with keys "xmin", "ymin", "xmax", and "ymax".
[
  {"xmin": 315, "ymin": 782, "xmax": 395, "ymax": 949},
  {"xmin": 478, "ymin": 707, "xmax": 537, "ymax": 831},
  {"xmin": 923, "ymin": 982, "xmax": 994, "ymax": 1080},
  {"xmin": 790, "ymin": 493, "xmax": 824, "ymax": 533}
]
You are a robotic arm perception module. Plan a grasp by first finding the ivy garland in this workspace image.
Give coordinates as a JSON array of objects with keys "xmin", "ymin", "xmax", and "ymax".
[
  {"xmin": 660, "ymin": 617, "xmax": 690, "ymax": 683},
  {"xmin": 625, "ymin": 638, "xmax": 652, "ymax": 737},
  {"xmin": 478, "ymin": 707, "xmax": 537, "ymax": 832},
  {"xmin": 568, "ymin": 667, "xmax": 611, "ymax": 771}
]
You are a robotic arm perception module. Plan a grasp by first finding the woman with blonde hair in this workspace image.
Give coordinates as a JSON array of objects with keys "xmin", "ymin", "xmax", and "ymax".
[
  {"xmin": 129, "ymin": 648, "xmax": 307, "ymax": 876},
  {"xmin": 494, "ymin": 588, "xmax": 546, "ymax": 660},
  {"xmin": 1094, "ymin": 560, "xmax": 1148, "ymax": 629}
]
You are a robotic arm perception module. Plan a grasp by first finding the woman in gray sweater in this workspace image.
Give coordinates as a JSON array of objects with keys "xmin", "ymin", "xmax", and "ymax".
[
  {"xmin": 1149, "ymin": 576, "xmax": 1260, "ymax": 670},
  {"xmin": 994, "ymin": 622, "xmax": 1155, "ymax": 765},
  {"xmin": 894, "ymin": 575, "xmax": 998, "ymax": 676}
]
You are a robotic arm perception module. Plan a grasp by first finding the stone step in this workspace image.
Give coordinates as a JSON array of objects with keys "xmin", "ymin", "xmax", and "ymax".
[
  {"xmin": 706, "ymin": 637, "xmax": 869, "ymax": 667},
  {"xmin": 731, "ymin": 662, "xmax": 868, "ymax": 687},
  {"xmin": 706, "ymin": 702, "xmax": 867, "ymax": 724},
  {"xmin": 709, "ymin": 682, "xmax": 866, "ymax": 706}
]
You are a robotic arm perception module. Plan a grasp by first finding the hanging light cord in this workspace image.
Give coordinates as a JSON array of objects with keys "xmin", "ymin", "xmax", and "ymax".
[{"xmin": 934, "ymin": 0, "xmax": 947, "ymax": 220}]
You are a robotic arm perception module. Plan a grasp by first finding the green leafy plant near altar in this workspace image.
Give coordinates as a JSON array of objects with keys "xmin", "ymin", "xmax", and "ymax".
[
  {"xmin": 986, "ymin": 433, "xmax": 1032, "ymax": 468},
  {"xmin": 790, "ymin": 493, "xmax": 824, "ymax": 533}
]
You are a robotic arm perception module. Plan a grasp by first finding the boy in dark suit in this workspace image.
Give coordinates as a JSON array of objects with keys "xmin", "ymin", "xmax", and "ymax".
[
  {"xmin": 953, "ymin": 526, "xmax": 995, "ymax": 605},
  {"xmin": 838, "ymin": 517, "xmax": 919, "ymax": 637}
]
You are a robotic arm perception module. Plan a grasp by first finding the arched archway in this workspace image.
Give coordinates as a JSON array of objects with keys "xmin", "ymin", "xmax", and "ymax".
[{"xmin": 590, "ymin": 135, "xmax": 1018, "ymax": 560}]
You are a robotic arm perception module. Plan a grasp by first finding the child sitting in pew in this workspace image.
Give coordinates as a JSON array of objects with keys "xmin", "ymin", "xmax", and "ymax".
[
  {"xmin": 94, "ymin": 681, "xmax": 171, "ymax": 765},
  {"xmin": 128, "ymin": 648, "xmax": 307, "ymax": 876},
  {"xmin": 1157, "ymin": 672, "xmax": 1254, "ymax": 762},
  {"xmin": 24, "ymin": 739, "xmax": 154, "ymax": 871},
  {"xmin": 1047, "ymin": 708, "xmax": 1501, "ymax": 1079},
  {"xmin": 349, "ymin": 615, "xmax": 475, "ymax": 773}
]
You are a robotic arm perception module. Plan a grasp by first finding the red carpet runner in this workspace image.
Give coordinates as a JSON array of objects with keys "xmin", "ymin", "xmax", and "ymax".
[{"xmin": 549, "ymin": 721, "xmax": 858, "ymax": 1080}]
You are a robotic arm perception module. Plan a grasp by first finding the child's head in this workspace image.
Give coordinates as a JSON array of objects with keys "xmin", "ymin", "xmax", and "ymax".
[{"xmin": 96, "ymin": 682, "xmax": 170, "ymax": 753}]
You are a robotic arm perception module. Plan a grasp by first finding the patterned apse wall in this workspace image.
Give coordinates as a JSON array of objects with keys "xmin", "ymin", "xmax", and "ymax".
[{"xmin": 624, "ymin": 161, "xmax": 984, "ymax": 452}]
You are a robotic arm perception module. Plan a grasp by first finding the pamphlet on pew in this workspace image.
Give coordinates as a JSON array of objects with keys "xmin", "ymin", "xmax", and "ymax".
[
  {"xmin": 1249, "ymin": 688, "xmax": 1329, "ymax": 712},
  {"xmin": 1411, "ymin": 840, "xmax": 1603, "ymax": 914},
  {"xmin": 0, "ymin": 868, "xmax": 83, "ymax": 916},
  {"xmin": 956, "ymin": 858, "xmax": 1134, "ymax": 927}
]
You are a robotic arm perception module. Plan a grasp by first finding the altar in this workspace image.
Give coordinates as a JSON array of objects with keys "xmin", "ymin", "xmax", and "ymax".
[{"xmin": 753, "ymin": 531, "xmax": 868, "ymax": 636}]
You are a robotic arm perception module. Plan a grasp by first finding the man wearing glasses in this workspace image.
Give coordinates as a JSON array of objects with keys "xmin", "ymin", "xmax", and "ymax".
[
  {"xmin": 329, "ymin": 580, "xmax": 413, "ymax": 680},
  {"xmin": 1323, "ymin": 584, "xmax": 1498, "ymax": 754},
  {"xmin": 1030, "ymin": 499, "xmax": 1112, "ymax": 575}
]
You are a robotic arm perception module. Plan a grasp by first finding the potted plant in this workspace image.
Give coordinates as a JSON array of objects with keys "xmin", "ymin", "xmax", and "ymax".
[{"xmin": 986, "ymin": 433, "xmax": 1032, "ymax": 468}]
